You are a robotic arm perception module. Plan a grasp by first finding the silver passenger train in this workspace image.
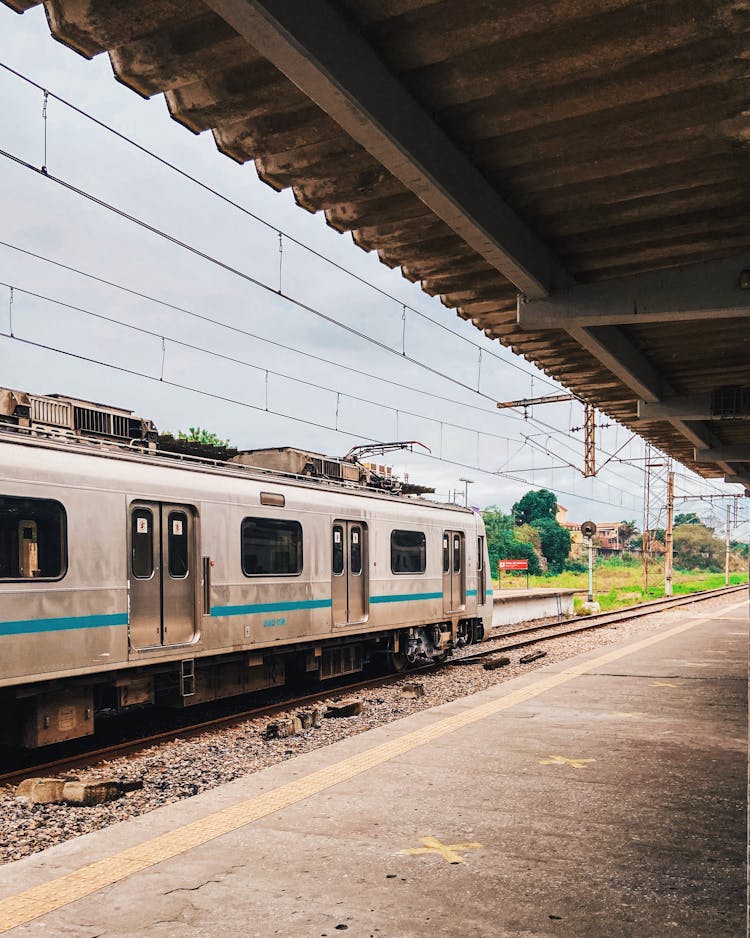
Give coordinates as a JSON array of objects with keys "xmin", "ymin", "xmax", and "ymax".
[{"xmin": 0, "ymin": 388, "xmax": 492, "ymax": 748}]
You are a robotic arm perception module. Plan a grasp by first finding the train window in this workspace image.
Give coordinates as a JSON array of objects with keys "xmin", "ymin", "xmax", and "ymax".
[
  {"xmin": 0, "ymin": 495, "xmax": 66, "ymax": 580},
  {"xmin": 453, "ymin": 534, "xmax": 462, "ymax": 573},
  {"xmin": 442, "ymin": 534, "xmax": 450, "ymax": 573},
  {"xmin": 350, "ymin": 526, "xmax": 362, "ymax": 576},
  {"xmin": 332, "ymin": 525, "xmax": 344, "ymax": 576},
  {"xmin": 131, "ymin": 509, "xmax": 154, "ymax": 579},
  {"xmin": 391, "ymin": 530, "xmax": 426, "ymax": 574},
  {"xmin": 167, "ymin": 511, "xmax": 189, "ymax": 579},
  {"xmin": 242, "ymin": 517, "xmax": 302, "ymax": 576}
]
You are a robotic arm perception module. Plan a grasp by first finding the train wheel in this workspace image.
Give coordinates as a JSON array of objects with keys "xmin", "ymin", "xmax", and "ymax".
[{"xmin": 387, "ymin": 651, "xmax": 409, "ymax": 673}]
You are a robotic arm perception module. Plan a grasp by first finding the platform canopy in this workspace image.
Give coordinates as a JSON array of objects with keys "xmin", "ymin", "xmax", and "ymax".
[{"xmin": 5, "ymin": 0, "xmax": 750, "ymax": 487}]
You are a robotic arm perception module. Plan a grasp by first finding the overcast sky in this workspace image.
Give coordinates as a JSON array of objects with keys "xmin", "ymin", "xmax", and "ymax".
[{"xmin": 0, "ymin": 6, "xmax": 745, "ymax": 533}]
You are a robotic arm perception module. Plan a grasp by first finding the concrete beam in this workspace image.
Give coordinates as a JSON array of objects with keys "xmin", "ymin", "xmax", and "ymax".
[
  {"xmin": 723, "ymin": 475, "xmax": 750, "ymax": 492},
  {"xmin": 568, "ymin": 325, "xmax": 662, "ymax": 402},
  {"xmin": 695, "ymin": 445, "xmax": 750, "ymax": 463},
  {"xmin": 203, "ymin": 0, "xmax": 571, "ymax": 299},
  {"xmin": 638, "ymin": 395, "xmax": 711, "ymax": 421},
  {"xmin": 670, "ymin": 421, "xmax": 732, "ymax": 477},
  {"xmin": 517, "ymin": 254, "xmax": 750, "ymax": 328}
]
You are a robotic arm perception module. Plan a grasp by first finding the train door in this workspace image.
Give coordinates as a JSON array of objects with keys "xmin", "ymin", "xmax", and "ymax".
[
  {"xmin": 129, "ymin": 502, "xmax": 197, "ymax": 648},
  {"xmin": 442, "ymin": 530, "xmax": 466, "ymax": 613},
  {"xmin": 332, "ymin": 520, "xmax": 368, "ymax": 626},
  {"xmin": 477, "ymin": 535, "xmax": 486, "ymax": 601}
]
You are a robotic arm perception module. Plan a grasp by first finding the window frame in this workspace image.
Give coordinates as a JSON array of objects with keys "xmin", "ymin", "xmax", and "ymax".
[
  {"xmin": 390, "ymin": 528, "xmax": 427, "ymax": 576},
  {"xmin": 350, "ymin": 525, "xmax": 363, "ymax": 577},
  {"xmin": 131, "ymin": 507, "xmax": 155, "ymax": 580},
  {"xmin": 241, "ymin": 516, "xmax": 303, "ymax": 578},
  {"xmin": 167, "ymin": 510, "xmax": 190, "ymax": 580},
  {"xmin": 453, "ymin": 533, "xmax": 462, "ymax": 573},
  {"xmin": 332, "ymin": 524, "xmax": 345, "ymax": 577},
  {"xmin": 0, "ymin": 494, "xmax": 68, "ymax": 583}
]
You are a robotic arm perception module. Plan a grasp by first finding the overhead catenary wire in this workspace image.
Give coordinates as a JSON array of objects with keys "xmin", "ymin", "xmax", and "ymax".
[
  {"xmin": 0, "ymin": 93, "xmax": 637, "ymax": 475},
  {"xmin": 0, "ymin": 188, "xmax": 588, "ymax": 484},
  {"xmin": 0, "ymin": 329, "xmax": 645, "ymax": 513},
  {"xmin": 0, "ymin": 241, "xmax": 629, "ymax": 477},
  {"xmin": 0, "ymin": 259, "xmax": 505, "ymax": 422},
  {"xmin": 0, "ymin": 280, "xmax": 523, "ymax": 448},
  {"xmin": 0, "ymin": 143, "xmax": 558, "ymax": 417},
  {"xmin": 0, "ymin": 60, "xmax": 565, "ymax": 394}
]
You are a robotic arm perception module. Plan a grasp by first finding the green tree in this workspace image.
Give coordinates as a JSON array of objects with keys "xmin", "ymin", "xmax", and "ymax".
[
  {"xmin": 512, "ymin": 489, "xmax": 557, "ymax": 524},
  {"xmin": 481, "ymin": 507, "xmax": 541, "ymax": 576},
  {"xmin": 515, "ymin": 522, "xmax": 541, "ymax": 551},
  {"xmin": 673, "ymin": 524, "xmax": 723, "ymax": 571},
  {"xmin": 532, "ymin": 517, "xmax": 571, "ymax": 574},
  {"xmin": 177, "ymin": 427, "xmax": 232, "ymax": 447},
  {"xmin": 730, "ymin": 540, "xmax": 749, "ymax": 560},
  {"xmin": 617, "ymin": 520, "xmax": 639, "ymax": 548},
  {"xmin": 650, "ymin": 528, "xmax": 666, "ymax": 545},
  {"xmin": 675, "ymin": 512, "xmax": 702, "ymax": 527}
]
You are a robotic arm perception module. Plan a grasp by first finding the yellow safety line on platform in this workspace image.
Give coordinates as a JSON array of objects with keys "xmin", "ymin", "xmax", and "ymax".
[{"xmin": 0, "ymin": 604, "xmax": 744, "ymax": 933}]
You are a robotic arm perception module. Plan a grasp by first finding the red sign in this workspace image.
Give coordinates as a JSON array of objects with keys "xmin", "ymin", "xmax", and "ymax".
[{"xmin": 498, "ymin": 559, "xmax": 529, "ymax": 571}]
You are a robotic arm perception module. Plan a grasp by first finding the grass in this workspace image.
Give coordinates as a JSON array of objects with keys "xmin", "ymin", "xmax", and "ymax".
[{"xmin": 494, "ymin": 562, "xmax": 748, "ymax": 614}]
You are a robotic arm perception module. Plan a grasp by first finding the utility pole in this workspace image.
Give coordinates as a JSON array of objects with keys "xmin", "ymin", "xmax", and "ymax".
[
  {"xmin": 642, "ymin": 444, "xmax": 651, "ymax": 594},
  {"xmin": 496, "ymin": 393, "xmax": 600, "ymax": 477},
  {"xmin": 583, "ymin": 404, "xmax": 596, "ymax": 478},
  {"xmin": 664, "ymin": 470, "xmax": 674, "ymax": 596},
  {"xmin": 725, "ymin": 503, "xmax": 731, "ymax": 586}
]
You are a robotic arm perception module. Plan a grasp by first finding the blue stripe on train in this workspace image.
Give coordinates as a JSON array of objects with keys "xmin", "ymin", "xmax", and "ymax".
[
  {"xmin": 0, "ymin": 612, "xmax": 128, "ymax": 637},
  {"xmin": 0, "ymin": 586, "xmax": 490, "ymax": 635},
  {"xmin": 211, "ymin": 598, "xmax": 333, "ymax": 617},
  {"xmin": 369, "ymin": 591, "xmax": 443, "ymax": 604},
  {"xmin": 212, "ymin": 592, "xmax": 448, "ymax": 615}
]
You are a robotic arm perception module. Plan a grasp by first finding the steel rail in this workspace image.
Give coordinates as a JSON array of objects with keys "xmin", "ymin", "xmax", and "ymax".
[
  {"xmin": 491, "ymin": 583, "xmax": 747, "ymax": 643},
  {"xmin": 457, "ymin": 583, "xmax": 746, "ymax": 665}
]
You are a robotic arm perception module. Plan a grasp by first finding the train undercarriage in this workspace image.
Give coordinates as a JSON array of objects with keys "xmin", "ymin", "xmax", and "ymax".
[{"xmin": 1, "ymin": 619, "xmax": 485, "ymax": 749}]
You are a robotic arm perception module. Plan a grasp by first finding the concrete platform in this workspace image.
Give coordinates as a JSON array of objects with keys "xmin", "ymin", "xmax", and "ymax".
[
  {"xmin": 492, "ymin": 587, "xmax": 579, "ymax": 626},
  {"xmin": 0, "ymin": 596, "xmax": 746, "ymax": 937}
]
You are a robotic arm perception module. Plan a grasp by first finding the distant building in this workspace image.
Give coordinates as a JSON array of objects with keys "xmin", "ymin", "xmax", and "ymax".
[
  {"xmin": 595, "ymin": 523, "xmax": 621, "ymax": 554},
  {"xmin": 557, "ymin": 506, "xmax": 585, "ymax": 558},
  {"xmin": 558, "ymin": 507, "xmax": 624, "ymax": 558}
]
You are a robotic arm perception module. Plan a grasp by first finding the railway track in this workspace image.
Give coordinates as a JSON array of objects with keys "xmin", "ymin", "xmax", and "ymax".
[
  {"xmin": 1, "ymin": 583, "xmax": 744, "ymax": 788},
  {"xmin": 473, "ymin": 583, "xmax": 748, "ymax": 659}
]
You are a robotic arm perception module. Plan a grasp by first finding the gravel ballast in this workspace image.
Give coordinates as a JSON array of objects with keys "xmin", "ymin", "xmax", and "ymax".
[{"xmin": 0, "ymin": 594, "xmax": 741, "ymax": 865}]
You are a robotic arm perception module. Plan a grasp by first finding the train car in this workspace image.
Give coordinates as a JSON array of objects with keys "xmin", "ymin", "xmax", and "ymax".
[{"xmin": 0, "ymin": 388, "xmax": 492, "ymax": 748}]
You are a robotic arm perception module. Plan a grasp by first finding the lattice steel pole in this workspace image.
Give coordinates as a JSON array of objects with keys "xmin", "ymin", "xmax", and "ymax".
[{"xmin": 583, "ymin": 403, "xmax": 596, "ymax": 478}]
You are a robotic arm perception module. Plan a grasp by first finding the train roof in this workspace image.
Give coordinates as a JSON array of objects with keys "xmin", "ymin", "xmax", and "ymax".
[
  {"xmin": 0, "ymin": 385, "xmax": 454, "ymax": 508},
  {"xmin": 0, "ymin": 428, "xmax": 474, "ymax": 514}
]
